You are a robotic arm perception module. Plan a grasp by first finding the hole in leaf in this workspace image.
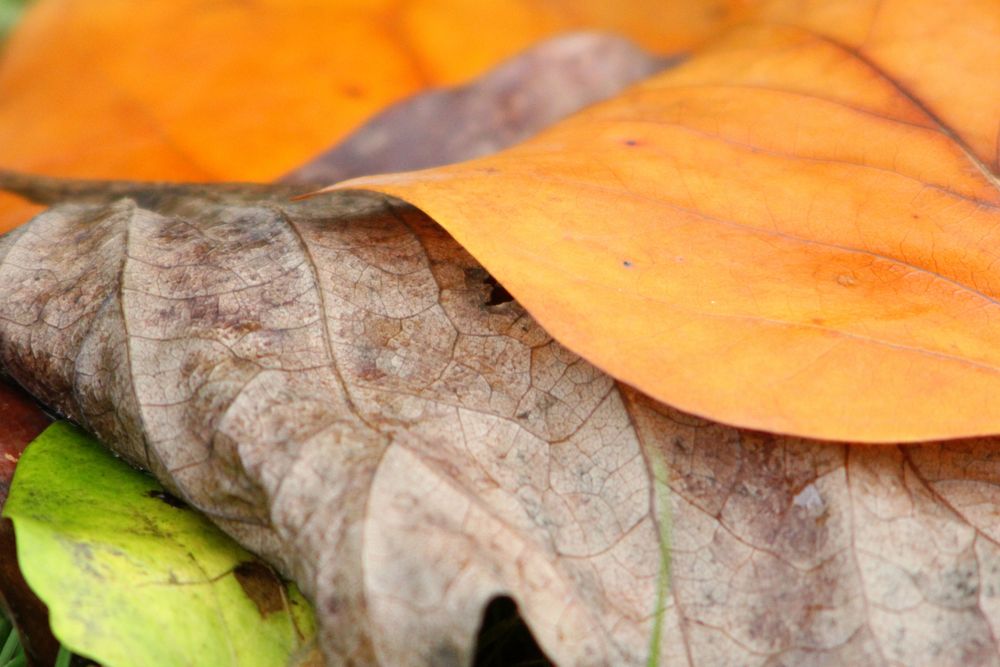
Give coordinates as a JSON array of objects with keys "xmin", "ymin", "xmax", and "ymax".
[
  {"xmin": 473, "ymin": 596, "xmax": 553, "ymax": 667},
  {"xmin": 483, "ymin": 274, "xmax": 514, "ymax": 307}
]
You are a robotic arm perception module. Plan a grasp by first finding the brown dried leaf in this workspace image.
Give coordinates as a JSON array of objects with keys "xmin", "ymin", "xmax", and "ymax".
[
  {"xmin": 281, "ymin": 32, "xmax": 675, "ymax": 185},
  {"xmin": 1, "ymin": 176, "xmax": 1000, "ymax": 666}
]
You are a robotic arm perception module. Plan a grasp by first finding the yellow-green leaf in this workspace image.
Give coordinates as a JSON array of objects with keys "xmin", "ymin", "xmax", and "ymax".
[{"xmin": 3, "ymin": 422, "xmax": 317, "ymax": 667}]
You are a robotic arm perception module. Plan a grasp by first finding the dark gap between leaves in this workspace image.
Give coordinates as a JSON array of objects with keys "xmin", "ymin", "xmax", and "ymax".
[
  {"xmin": 146, "ymin": 489, "xmax": 187, "ymax": 509},
  {"xmin": 473, "ymin": 596, "xmax": 553, "ymax": 667},
  {"xmin": 483, "ymin": 275, "xmax": 514, "ymax": 307}
]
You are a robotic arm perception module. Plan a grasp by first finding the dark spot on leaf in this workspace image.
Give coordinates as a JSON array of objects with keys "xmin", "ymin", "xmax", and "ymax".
[
  {"xmin": 431, "ymin": 642, "xmax": 464, "ymax": 667},
  {"xmin": 146, "ymin": 489, "xmax": 187, "ymax": 509},
  {"xmin": 340, "ymin": 84, "xmax": 364, "ymax": 98},
  {"xmin": 234, "ymin": 561, "xmax": 285, "ymax": 618},
  {"xmin": 624, "ymin": 139, "xmax": 638, "ymax": 146},
  {"xmin": 473, "ymin": 596, "xmax": 553, "ymax": 667},
  {"xmin": 623, "ymin": 260, "xmax": 633, "ymax": 267}
]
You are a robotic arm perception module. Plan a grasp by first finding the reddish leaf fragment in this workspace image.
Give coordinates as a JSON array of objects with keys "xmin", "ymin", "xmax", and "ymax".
[{"xmin": 0, "ymin": 378, "xmax": 50, "ymax": 508}]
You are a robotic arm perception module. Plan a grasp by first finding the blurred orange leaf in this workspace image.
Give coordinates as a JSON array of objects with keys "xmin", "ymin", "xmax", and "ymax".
[
  {"xmin": 337, "ymin": 0, "xmax": 1000, "ymax": 443},
  {"xmin": 0, "ymin": 0, "xmax": 748, "ymax": 232}
]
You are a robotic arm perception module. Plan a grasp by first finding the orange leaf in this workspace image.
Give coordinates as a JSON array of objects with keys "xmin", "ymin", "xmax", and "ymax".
[
  {"xmin": 335, "ymin": 0, "xmax": 1000, "ymax": 443},
  {"xmin": 0, "ymin": 0, "xmax": 748, "ymax": 232}
]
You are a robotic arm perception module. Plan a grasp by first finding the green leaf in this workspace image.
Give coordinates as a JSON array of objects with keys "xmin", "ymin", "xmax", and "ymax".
[
  {"xmin": 0, "ymin": 612, "xmax": 25, "ymax": 667},
  {"xmin": 2, "ymin": 422, "xmax": 318, "ymax": 667},
  {"xmin": 0, "ymin": 0, "xmax": 30, "ymax": 42}
]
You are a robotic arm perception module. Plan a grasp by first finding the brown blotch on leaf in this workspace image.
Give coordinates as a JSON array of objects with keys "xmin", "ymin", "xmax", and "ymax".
[{"xmin": 233, "ymin": 561, "xmax": 286, "ymax": 618}]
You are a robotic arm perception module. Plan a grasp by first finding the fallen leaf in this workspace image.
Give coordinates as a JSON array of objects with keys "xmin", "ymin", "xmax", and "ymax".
[
  {"xmin": 4, "ymin": 176, "xmax": 1000, "ymax": 666},
  {"xmin": 623, "ymin": 388, "xmax": 1000, "ymax": 666},
  {"xmin": 0, "ymin": 0, "xmax": 748, "ymax": 232},
  {"xmin": 0, "ymin": 176, "xmax": 665, "ymax": 665},
  {"xmin": 3, "ymin": 421, "xmax": 318, "ymax": 667},
  {"xmin": 282, "ymin": 32, "xmax": 675, "ymax": 185},
  {"xmin": 333, "ymin": 0, "xmax": 1000, "ymax": 443}
]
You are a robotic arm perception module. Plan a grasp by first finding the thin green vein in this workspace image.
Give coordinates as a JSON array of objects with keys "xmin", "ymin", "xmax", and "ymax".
[{"xmin": 646, "ymin": 453, "xmax": 672, "ymax": 667}]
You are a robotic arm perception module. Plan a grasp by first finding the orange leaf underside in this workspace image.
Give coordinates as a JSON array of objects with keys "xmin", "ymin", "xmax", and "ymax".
[
  {"xmin": 0, "ymin": 0, "xmax": 748, "ymax": 233},
  {"xmin": 335, "ymin": 0, "xmax": 1000, "ymax": 443}
]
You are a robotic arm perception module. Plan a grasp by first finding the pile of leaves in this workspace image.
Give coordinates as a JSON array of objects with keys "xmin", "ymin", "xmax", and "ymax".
[{"xmin": 0, "ymin": 0, "xmax": 998, "ymax": 666}]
